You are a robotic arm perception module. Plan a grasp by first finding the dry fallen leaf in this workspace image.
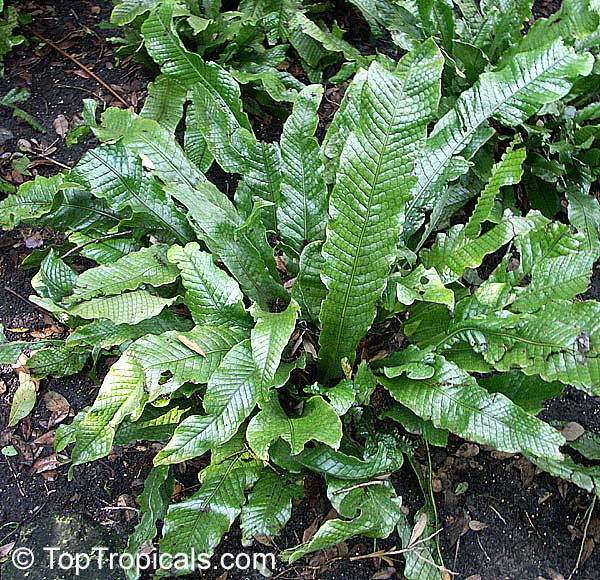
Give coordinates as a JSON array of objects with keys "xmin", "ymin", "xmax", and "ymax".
[
  {"xmin": 253, "ymin": 533, "xmax": 274, "ymax": 547},
  {"xmin": 34, "ymin": 430, "xmax": 56, "ymax": 446},
  {"xmin": 275, "ymin": 255, "xmax": 287, "ymax": 273},
  {"xmin": 0, "ymin": 541, "xmax": 16, "ymax": 559},
  {"xmin": 456, "ymin": 443, "xmax": 480, "ymax": 458},
  {"xmin": 409, "ymin": 512, "xmax": 428, "ymax": 546},
  {"xmin": 545, "ymin": 568, "xmax": 565, "ymax": 580},
  {"xmin": 372, "ymin": 567, "xmax": 397, "ymax": 579},
  {"xmin": 559, "ymin": 421, "xmax": 585, "ymax": 442},
  {"xmin": 9, "ymin": 379, "xmax": 37, "ymax": 427},
  {"xmin": 32, "ymin": 453, "xmax": 61, "ymax": 474},
  {"xmin": 31, "ymin": 325, "xmax": 62, "ymax": 339},
  {"xmin": 24, "ymin": 232, "xmax": 44, "ymax": 249},
  {"xmin": 53, "ymin": 114, "xmax": 70, "ymax": 138},
  {"xmin": 302, "ymin": 516, "xmax": 320, "ymax": 544},
  {"xmin": 582, "ymin": 537, "xmax": 595, "ymax": 565},
  {"xmin": 44, "ymin": 391, "xmax": 71, "ymax": 427},
  {"xmin": 176, "ymin": 335, "xmax": 206, "ymax": 357},
  {"xmin": 468, "ymin": 520, "xmax": 489, "ymax": 531}
]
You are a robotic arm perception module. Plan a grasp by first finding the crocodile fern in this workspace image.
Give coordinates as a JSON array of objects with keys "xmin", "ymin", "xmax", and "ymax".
[{"xmin": 2, "ymin": 7, "xmax": 600, "ymax": 579}]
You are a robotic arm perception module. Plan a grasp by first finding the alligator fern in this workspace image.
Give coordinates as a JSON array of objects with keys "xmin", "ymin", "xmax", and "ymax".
[{"xmin": 2, "ymin": 3, "xmax": 600, "ymax": 578}]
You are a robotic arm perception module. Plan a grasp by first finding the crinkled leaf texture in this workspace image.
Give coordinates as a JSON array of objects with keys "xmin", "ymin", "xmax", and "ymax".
[
  {"xmin": 319, "ymin": 42, "xmax": 444, "ymax": 378},
  {"xmin": 246, "ymin": 395, "xmax": 343, "ymax": 459},
  {"xmin": 378, "ymin": 347, "xmax": 565, "ymax": 459},
  {"xmin": 282, "ymin": 479, "xmax": 403, "ymax": 563},
  {"xmin": 405, "ymin": 39, "xmax": 593, "ymax": 238},
  {"xmin": 153, "ymin": 300, "xmax": 299, "ymax": 465},
  {"xmin": 160, "ymin": 452, "xmax": 263, "ymax": 573}
]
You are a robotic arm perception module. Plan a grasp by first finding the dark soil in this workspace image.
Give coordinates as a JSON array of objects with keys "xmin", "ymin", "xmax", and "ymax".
[{"xmin": 1, "ymin": 1, "xmax": 600, "ymax": 580}]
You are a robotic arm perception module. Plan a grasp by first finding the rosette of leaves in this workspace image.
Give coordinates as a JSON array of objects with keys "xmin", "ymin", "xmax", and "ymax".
[
  {"xmin": 2, "ymin": 18, "xmax": 600, "ymax": 580},
  {"xmin": 109, "ymin": 0, "xmax": 374, "ymax": 114}
]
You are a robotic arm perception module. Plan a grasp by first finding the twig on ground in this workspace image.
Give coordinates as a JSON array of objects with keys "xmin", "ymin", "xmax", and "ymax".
[
  {"xmin": 23, "ymin": 27, "xmax": 129, "ymax": 108},
  {"xmin": 568, "ymin": 495, "xmax": 597, "ymax": 580},
  {"xmin": 489, "ymin": 504, "xmax": 507, "ymax": 526},
  {"xmin": 4, "ymin": 457, "xmax": 26, "ymax": 498},
  {"xmin": 4, "ymin": 286, "xmax": 57, "ymax": 318},
  {"xmin": 36, "ymin": 156, "xmax": 71, "ymax": 170}
]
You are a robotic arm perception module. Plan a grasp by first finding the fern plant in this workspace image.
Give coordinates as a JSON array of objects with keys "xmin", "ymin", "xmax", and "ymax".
[
  {"xmin": 2, "ymin": 4, "xmax": 600, "ymax": 579},
  {"xmin": 0, "ymin": 0, "xmax": 26, "ymax": 74},
  {"xmin": 110, "ymin": 0, "xmax": 378, "ymax": 113}
]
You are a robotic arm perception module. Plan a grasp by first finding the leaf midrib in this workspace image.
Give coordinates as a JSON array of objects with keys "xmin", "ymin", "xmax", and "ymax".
[{"xmin": 406, "ymin": 47, "xmax": 575, "ymax": 222}]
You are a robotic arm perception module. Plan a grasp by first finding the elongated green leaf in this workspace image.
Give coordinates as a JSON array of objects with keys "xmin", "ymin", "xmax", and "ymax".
[
  {"xmin": 463, "ymin": 139, "xmax": 526, "ymax": 238},
  {"xmin": 71, "ymin": 353, "xmax": 147, "ymax": 466},
  {"xmin": 396, "ymin": 511, "xmax": 443, "ymax": 580},
  {"xmin": 241, "ymin": 140, "xmax": 282, "ymax": 231},
  {"xmin": 160, "ymin": 453, "xmax": 262, "ymax": 568},
  {"xmin": 91, "ymin": 109, "xmax": 206, "ymax": 189},
  {"xmin": 321, "ymin": 69, "xmax": 367, "ymax": 184},
  {"xmin": 379, "ymin": 350, "xmax": 565, "ymax": 459},
  {"xmin": 476, "ymin": 0, "xmax": 532, "ymax": 60},
  {"xmin": 528, "ymin": 454, "xmax": 600, "ymax": 496},
  {"xmin": 115, "ymin": 401, "xmax": 192, "ymax": 445},
  {"xmin": 282, "ymin": 480, "xmax": 403, "ymax": 563},
  {"xmin": 70, "ymin": 244, "xmax": 179, "ymax": 302},
  {"xmin": 184, "ymin": 102, "xmax": 214, "ymax": 173},
  {"xmin": 69, "ymin": 325, "xmax": 240, "ymax": 465},
  {"xmin": 393, "ymin": 265, "xmax": 455, "ymax": 310},
  {"xmin": 68, "ymin": 231, "xmax": 139, "ymax": 265},
  {"xmin": 247, "ymin": 396, "xmax": 342, "ymax": 459},
  {"xmin": 31, "ymin": 249, "xmax": 77, "ymax": 303},
  {"xmin": 0, "ymin": 173, "xmax": 67, "ymax": 229},
  {"xmin": 422, "ymin": 211, "xmax": 544, "ymax": 284},
  {"xmin": 485, "ymin": 218, "xmax": 596, "ymax": 313},
  {"xmin": 479, "ymin": 371, "xmax": 564, "ymax": 415},
  {"xmin": 569, "ymin": 430, "xmax": 600, "ymax": 461},
  {"xmin": 293, "ymin": 241, "xmax": 326, "ymax": 324},
  {"xmin": 167, "ymin": 181, "xmax": 288, "ymax": 308},
  {"xmin": 289, "ymin": 12, "xmax": 363, "ymax": 62},
  {"xmin": 111, "ymin": 0, "xmax": 158, "ymax": 25},
  {"xmin": 241, "ymin": 470, "xmax": 303, "ymax": 546},
  {"xmin": 273, "ymin": 439, "xmax": 404, "ymax": 480},
  {"xmin": 27, "ymin": 346, "xmax": 88, "ymax": 378},
  {"xmin": 381, "ymin": 404, "xmax": 449, "ymax": 447},
  {"xmin": 509, "ymin": 0, "xmax": 600, "ymax": 54},
  {"xmin": 124, "ymin": 465, "xmax": 173, "ymax": 580},
  {"xmin": 567, "ymin": 190, "xmax": 600, "ymax": 255},
  {"xmin": 141, "ymin": 74, "xmax": 187, "ymax": 132},
  {"xmin": 250, "ymin": 300, "xmax": 300, "ymax": 400},
  {"xmin": 143, "ymin": 3, "xmax": 251, "ymax": 127},
  {"xmin": 167, "ymin": 242, "xmax": 251, "ymax": 328},
  {"xmin": 132, "ymin": 326, "xmax": 244, "ymax": 401},
  {"xmin": 68, "ymin": 291, "xmax": 176, "ymax": 325},
  {"xmin": 446, "ymin": 300, "xmax": 600, "ymax": 394},
  {"xmin": 154, "ymin": 340, "xmax": 258, "ymax": 465},
  {"xmin": 319, "ymin": 45, "xmax": 444, "ymax": 377},
  {"xmin": 44, "ymin": 187, "xmax": 123, "ymax": 233},
  {"xmin": 405, "ymin": 40, "xmax": 593, "ymax": 238},
  {"xmin": 278, "ymin": 84, "xmax": 327, "ymax": 256},
  {"xmin": 72, "ymin": 145, "xmax": 194, "ymax": 242},
  {"xmin": 190, "ymin": 84, "xmax": 254, "ymax": 174}
]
